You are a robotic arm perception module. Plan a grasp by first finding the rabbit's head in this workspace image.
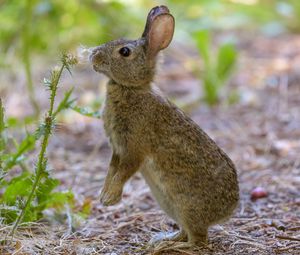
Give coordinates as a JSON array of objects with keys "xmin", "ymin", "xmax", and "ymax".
[{"xmin": 90, "ymin": 5, "xmax": 175, "ymax": 87}]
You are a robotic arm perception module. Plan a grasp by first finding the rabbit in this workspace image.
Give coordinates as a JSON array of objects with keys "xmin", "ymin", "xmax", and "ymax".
[{"xmin": 89, "ymin": 5, "xmax": 239, "ymax": 248}]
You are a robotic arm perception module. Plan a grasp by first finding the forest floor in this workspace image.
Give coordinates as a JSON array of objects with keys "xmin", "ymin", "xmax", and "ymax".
[{"xmin": 1, "ymin": 33, "xmax": 300, "ymax": 255}]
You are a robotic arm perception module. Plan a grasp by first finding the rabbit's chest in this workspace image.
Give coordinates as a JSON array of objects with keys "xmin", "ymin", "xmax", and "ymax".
[{"xmin": 102, "ymin": 105, "xmax": 129, "ymax": 154}]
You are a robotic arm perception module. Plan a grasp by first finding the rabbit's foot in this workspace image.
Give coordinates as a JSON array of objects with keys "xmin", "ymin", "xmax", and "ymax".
[
  {"xmin": 155, "ymin": 240, "xmax": 205, "ymax": 252},
  {"xmin": 154, "ymin": 241, "xmax": 190, "ymax": 251},
  {"xmin": 99, "ymin": 187, "xmax": 122, "ymax": 206},
  {"xmin": 150, "ymin": 230, "xmax": 187, "ymax": 244}
]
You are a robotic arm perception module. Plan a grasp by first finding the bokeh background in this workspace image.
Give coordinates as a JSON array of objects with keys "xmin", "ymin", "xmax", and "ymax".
[{"xmin": 1, "ymin": 0, "xmax": 300, "ymax": 116}]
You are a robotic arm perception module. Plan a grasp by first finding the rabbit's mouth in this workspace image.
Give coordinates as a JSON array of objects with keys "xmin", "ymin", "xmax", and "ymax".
[
  {"xmin": 89, "ymin": 48, "xmax": 105, "ymax": 64},
  {"xmin": 88, "ymin": 46, "xmax": 100, "ymax": 62},
  {"xmin": 89, "ymin": 48, "xmax": 110, "ymax": 75},
  {"xmin": 92, "ymin": 64, "xmax": 107, "ymax": 75},
  {"xmin": 89, "ymin": 57, "xmax": 106, "ymax": 75},
  {"xmin": 89, "ymin": 51, "xmax": 97, "ymax": 64}
]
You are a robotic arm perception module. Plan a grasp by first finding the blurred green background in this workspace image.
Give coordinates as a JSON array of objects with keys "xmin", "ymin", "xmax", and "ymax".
[
  {"xmin": 0, "ymin": 0, "xmax": 300, "ymax": 110},
  {"xmin": 1, "ymin": 0, "xmax": 299, "ymax": 66}
]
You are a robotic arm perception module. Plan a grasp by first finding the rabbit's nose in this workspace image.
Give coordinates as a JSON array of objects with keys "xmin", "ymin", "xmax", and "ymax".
[{"xmin": 89, "ymin": 47, "xmax": 105, "ymax": 64}]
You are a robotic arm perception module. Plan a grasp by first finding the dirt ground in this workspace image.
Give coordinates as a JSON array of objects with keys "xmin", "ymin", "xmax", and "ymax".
[{"xmin": 1, "ymin": 34, "xmax": 300, "ymax": 254}]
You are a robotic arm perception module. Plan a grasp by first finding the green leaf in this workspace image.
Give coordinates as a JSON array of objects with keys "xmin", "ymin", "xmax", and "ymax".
[
  {"xmin": 16, "ymin": 134, "xmax": 36, "ymax": 153},
  {"xmin": 193, "ymin": 30, "xmax": 211, "ymax": 68},
  {"xmin": 44, "ymin": 191, "xmax": 73, "ymax": 210},
  {"xmin": 203, "ymin": 74, "xmax": 219, "ymax": 105},
  {"xmin": 216, "ymin": 43, "xmax": 237, "ymax": 83},
  {"xmin": 6, "ymin": 117, "xmax": 19, "ymax": 127},
  {"xmin": 80, "ymin": 198, "xmax": 92, "ymax": 217},
  {"xmin": 5, "ymin": 116, "xmax": 36, "ymax": 128},
  {"xmin": 36, "ymin": 177, "xmax": 60, "ymax": 209},
  {"xmin": 70, "ymin": 105, "xmax": 101, "ymax": 119},
  {"xmin": 53, "ymin": 88, "xmax": 76, "ymax": 117},
  {"xmin": 3, "ymin": 134, "xmax": 36, "ymax": 171},
  {"xmin": 0, "ymin": 204, "xmax": 20, "ymax": 224},
  {"xmin": 1, "ymin": 172, "xmax": 33, "ymax": 205}
]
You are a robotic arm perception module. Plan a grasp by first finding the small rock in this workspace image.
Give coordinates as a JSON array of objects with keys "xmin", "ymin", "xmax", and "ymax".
[{"xmin": 251, "ymin": 187, "xmax": 268, "ymax": 200}]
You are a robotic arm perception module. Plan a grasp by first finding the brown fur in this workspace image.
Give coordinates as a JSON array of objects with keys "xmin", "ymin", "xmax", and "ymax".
[{"xmin": 89, "ymin": 5, "xmax": 239, "ymax": 246}]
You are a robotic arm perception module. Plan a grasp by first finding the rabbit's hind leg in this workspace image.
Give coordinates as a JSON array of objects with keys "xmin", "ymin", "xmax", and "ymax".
[
  {"xmin": 178, "ymin": 207, "xmax": 209, "ymax": 246},
  {"xmin": 186, "ymin": 227, "xmax": 208, "ymax": 247},
  {"xmin": 154, "ymin": 229, "xmax": 208, "ymax": 251}
]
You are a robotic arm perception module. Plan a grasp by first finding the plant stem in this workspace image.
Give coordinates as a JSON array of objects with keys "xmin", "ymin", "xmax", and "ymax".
[
  {"xmin": 22, "ymin": 0, "xmax": 40, "ymax": 116},
  {"xmin": 0, "ymin": 98, "xmax": 4, "ymax": 172},
  {"xmin": 49, "ymin": 65, "xmax": 64, "ymax": 116}
]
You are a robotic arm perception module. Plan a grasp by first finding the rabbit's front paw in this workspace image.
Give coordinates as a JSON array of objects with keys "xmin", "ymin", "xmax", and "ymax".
[{"xmin": 100, "ymin": 187, "xmax": 122, "ymax": 206}]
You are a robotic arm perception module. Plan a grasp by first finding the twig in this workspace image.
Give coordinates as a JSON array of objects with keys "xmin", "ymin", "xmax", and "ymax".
[
  {"xmin": 276, "ymin": 243, "xmax": 300, "ymax": 251},
  {"xmin": 288, "ymin": 226, "xmax": 300, "ymax": 231},
  {"xmin": 12, "ymin": 242, "xmax": 24, "ymax": 255},
  {"xmin": 62, "ymin": 204, "xmax": 73, "ymax": 238},
  {"xmin": 275, "ymin": 235, "xmax": 300, "ymax": 242}
]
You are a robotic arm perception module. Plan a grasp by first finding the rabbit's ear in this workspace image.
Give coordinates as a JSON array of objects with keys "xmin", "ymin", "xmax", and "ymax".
[{"xmin": 142, "ymin": 6, "xmax": 175, "ymax": 58}]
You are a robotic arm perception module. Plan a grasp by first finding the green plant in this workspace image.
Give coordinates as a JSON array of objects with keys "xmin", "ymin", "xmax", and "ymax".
[
  {"xmin": 193, "ymin": 30, "xmax": 237, "ymax": 105},
  {"xmin": 22, "ymin": 0, "xmax": 40, "ymax": 116},
  {"xmin": 0, "ymin": 54, "xmax": 80, "ymax": 235},
  {"xmin": 0, "ymin": 99, "xmax": 5, "ymax": 172}
]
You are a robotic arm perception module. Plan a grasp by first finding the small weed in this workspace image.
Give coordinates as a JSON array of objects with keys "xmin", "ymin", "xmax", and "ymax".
[
  {"xmin": 193, "ymin": 30, "xmax": 237, "ymax": 106},
  {"xmin": 0, "ymin": 54, "xmax": 93, "ymax": 236}
]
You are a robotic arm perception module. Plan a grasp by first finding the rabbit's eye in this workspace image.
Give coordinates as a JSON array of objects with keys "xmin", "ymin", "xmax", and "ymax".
[{"xmin": 119, "ymin": 47, "xmax": 131, "ymax": 57}]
